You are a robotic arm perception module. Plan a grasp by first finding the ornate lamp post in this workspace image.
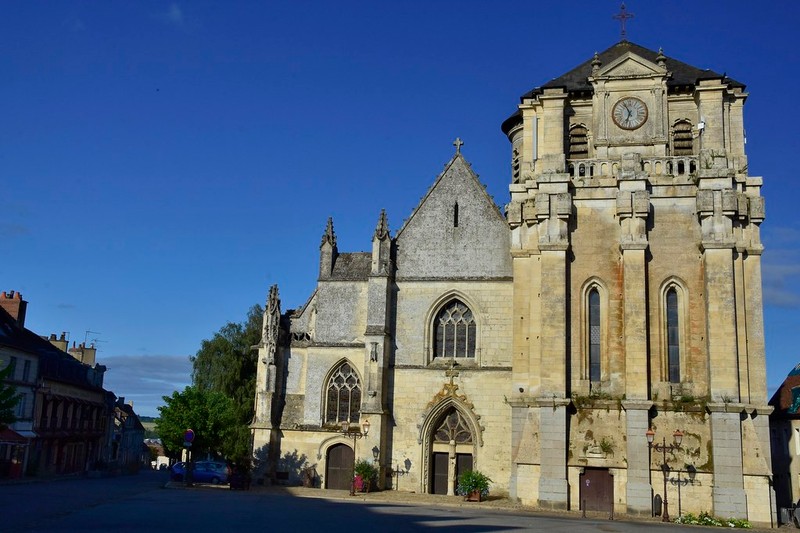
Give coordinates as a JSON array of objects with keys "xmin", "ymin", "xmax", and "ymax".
[
  {"xmin": 669, "ymin": 464, "xmax": 697, "ymax": 517},
  {"xmin": 341, "ymin": 419, "xmax": 370, "ymax": 496},
  {"xmin": 646, "ymin": 428, "xmax": 683, "ymax": 522}
]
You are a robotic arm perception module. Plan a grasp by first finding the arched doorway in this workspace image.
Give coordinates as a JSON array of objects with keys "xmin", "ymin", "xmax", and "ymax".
[
  {"xmin": 325, "ymin": 443, "xmax": 353, "ymax": 490},
  {"xmin": 429, "ymin": 408, "xmax": 474, "ymax": 495}
]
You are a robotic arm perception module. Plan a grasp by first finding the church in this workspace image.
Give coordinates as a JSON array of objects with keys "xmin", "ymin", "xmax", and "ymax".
[{"xmin": 251, "ymin": 39, "xmax": 772, "ymax": 524}]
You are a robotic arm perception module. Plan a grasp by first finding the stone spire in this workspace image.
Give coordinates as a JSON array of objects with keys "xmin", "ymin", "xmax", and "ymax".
[
  {"xmin": 320, "ymin": 217, "xmax": 337, "ymax": 248},
  {"xmin": 319, "ymin": 217, "xmax": 338, "ymax": 279},
  {"xmin": 371, "ymin": 209, "xmax": 392, "ymax": 275},
  {"xmin": 374, "ymin": 209, "xmax": 389, "ymax": 241}
]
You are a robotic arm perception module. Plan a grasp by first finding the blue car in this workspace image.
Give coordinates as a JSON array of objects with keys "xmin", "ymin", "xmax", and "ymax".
[{"xmin": 170, "ymin": 461, "xmax": 230, "ymax": 484}]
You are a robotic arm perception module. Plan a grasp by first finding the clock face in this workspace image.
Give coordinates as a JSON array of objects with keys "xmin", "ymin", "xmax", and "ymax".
[{"xmin": 612, "ymin": 97, "xmax": 648, "ymax": 130}]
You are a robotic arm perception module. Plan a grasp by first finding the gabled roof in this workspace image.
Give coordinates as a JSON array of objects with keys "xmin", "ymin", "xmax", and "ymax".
[
  {"xmin": 395, "ymin": 152, "xmax": 505, "ymax": 239},
  {"xmin": 502, "ymin": 40, "xmax": 745, "ymax": 134},
  {"xmin": 329, "ymin": 252, "xmax": 371, "ymax": 281},
  {"xmin": 0, "ymin": 308, "xmax": 105, "ymax": 391},
  {"xmin": 531, "ymin": 40, "xmax": 743, "ymax": 97}
]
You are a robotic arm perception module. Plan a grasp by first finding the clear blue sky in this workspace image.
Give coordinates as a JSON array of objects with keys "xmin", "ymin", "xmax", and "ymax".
[{"xmin": 3, "ymin": 2, "xmax": 798, "ymax": 417}]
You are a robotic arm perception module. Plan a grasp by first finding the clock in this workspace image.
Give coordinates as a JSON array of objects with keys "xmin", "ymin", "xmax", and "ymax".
[{"xmin": 612, "ymin": 97, "xmax": 648, "ymax": 130}]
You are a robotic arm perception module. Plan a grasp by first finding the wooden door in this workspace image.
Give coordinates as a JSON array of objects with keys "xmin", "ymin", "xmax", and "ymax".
[
  {"xmin": 580, "ymin": 468, "xmax": 613, "ymax": 512},
  {"xmin": 325, "ymin": 443, "xmax": 353, "ymax": 490},
  {"xmin": 455, "ymin": 453, "xmax": 473, "ymax": 486},
  {"xmin": 431, "ymin": 452, "xmax": 449, "ymax": 494}
]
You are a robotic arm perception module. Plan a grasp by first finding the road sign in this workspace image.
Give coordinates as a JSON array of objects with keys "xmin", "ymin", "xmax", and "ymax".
[{"xmin": 184, "ymin": 429, "xmax": 195, "ymax": 443}]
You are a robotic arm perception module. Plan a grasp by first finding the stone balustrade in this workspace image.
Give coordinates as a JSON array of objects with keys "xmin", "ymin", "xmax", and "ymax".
[{"xmin": 566, "ymin": 156, "xmax": 700, "ymax": 179}]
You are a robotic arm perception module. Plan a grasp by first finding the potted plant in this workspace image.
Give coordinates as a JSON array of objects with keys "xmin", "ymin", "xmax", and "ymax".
[
  {"xmin": 457, "ymin": 470, "xmax": 492, "ymax": 502},
  {"xmin": 353, "ymin": 459, "xmax": 378, "ymax": 492}
]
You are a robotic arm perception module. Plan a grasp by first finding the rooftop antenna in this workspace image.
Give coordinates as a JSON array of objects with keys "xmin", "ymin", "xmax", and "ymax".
[
  {"xmin": 613, "ymin": 2, "xmax": 634, "ymax": 40},
  {"xmin": 84, "ymin": 330, "xmax": 106, "ymax": 346}
]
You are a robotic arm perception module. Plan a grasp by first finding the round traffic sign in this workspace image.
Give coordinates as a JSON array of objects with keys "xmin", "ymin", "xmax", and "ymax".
[{"xmin": 184, "ymin": 429, "xmax": 195, "ymax": 443}]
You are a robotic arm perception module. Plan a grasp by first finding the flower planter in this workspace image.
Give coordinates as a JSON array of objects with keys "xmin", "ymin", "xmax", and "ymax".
[{"xmin": 465, "ymin": 490, "xmax": 482, "ymax": 502}]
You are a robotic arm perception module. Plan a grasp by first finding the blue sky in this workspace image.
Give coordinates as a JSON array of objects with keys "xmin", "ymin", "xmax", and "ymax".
[{"xmin": 3, "ymin": 2, "xmax": 798, "ymax": 417}]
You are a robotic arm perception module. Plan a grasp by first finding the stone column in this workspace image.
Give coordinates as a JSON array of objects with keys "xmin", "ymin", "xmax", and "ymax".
[
  {"xmin": 537, "ymin": 399, "xmax": 570, "ymax": 509},
  {"xmin": 617, "ymin": 158, "xmax": 650, "ymax": 399},
  {"xmin": 624, "ymin": 401, "xmax": 653, "ymax": 515},
  {"xmin": 710, "ymin": 407, "xmax": 748, "ymax": 518}
]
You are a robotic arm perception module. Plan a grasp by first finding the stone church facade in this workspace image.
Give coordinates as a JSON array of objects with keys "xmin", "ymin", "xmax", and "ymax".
[{"xmin": 252, "ymin": 41, "xmax": 772, "ymax": 524}]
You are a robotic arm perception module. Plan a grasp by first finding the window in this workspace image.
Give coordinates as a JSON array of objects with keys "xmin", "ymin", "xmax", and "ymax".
[
  {"xmin": 16, "ymin": 394, "xmax": 26, "ymax": 418},
  {"xmin": 22, "ymin": 360, "xmax": 30, "ymax": 382},
  {"xmin": 324, "ymin": 362, "xmax": 361, "ymax": 425},
  {"xmin": 7, "ymin": 357, "xmax": 16, "ymax": 380},
  {"xmin": 588, "ymin": 288, "xmax": 601, "ymax": 382},
  {"xmin": 666, "ymin": 288, "xmax": 680, "ymax": 383},
  {"xmin": 568, "ymin": 125, "xmax": 589, "ymax": 160},
  {"xmin": 434, "ymin": 300, "xmax": 476, "ymax": 359},
  {"xmin": 433, "ymin": 409, "xmax": 473, "ymax": 444},
  {"xmin": 672, "ymin": 120, "xmax": 693, "ymax": 156}
]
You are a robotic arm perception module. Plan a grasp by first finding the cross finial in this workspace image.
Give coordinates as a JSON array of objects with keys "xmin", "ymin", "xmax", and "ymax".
[
  {"xmin": 445, "ymin": 359, "xmax": 459, "ymax": 385},
  {"xmin": 612, "ymin": 2, "xmax": 634, "ymax": 40},
  {"xmin": 453, "ymin": 137, "xmax": 464, "ymax": 153}
]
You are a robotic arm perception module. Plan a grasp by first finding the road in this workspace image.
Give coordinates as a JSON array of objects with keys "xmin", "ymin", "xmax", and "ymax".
[{"xmin": 0, "ymin": 471, "xmax": 771, "ymax": 532}]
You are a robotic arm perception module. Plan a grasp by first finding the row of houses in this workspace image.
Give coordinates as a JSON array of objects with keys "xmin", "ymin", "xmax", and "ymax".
[{"xmin": 0, "ymin": 291, "xmax": 147, "ymax": 479}]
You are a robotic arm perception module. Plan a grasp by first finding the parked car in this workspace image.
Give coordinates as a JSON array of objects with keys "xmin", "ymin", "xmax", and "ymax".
[{"xmin": 170, "ymin": 461, "xmax": 231, "ymax": 484}]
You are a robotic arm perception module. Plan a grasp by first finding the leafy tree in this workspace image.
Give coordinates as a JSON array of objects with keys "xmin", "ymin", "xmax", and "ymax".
[
  {"xmin": 155, "ymin": 386, "xmax": 238, "ymax": 459},
  {"xmin": 0, "ymin": 362, "xmax": 21, "ymax": 430},
  {"xmin": 189, "ymin": 304, "xmax": 263, "ymax": 464}
]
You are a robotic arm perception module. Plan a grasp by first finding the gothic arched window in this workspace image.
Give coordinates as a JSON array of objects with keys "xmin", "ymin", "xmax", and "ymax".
[
  {"xmin": 666, "ymin": 287, "xmax": 681, "ymax": 383},
  {"xmin": 324, "ymin": 362, "xmax": 361, "ymax": 425},
  {"xmin": 434, "ymin": 300, "xmax": 476, "ymax": 359},
  {"xmin": 588, "ymin": 288, "xmax": 601, "ymax": 383},
  {"xmin": 672, "ymin": 120, "xmax": 693, "ymax": 156},
  {"xmin": 433, "ymin": 408, "xmax": 473, "ymax": 444}
]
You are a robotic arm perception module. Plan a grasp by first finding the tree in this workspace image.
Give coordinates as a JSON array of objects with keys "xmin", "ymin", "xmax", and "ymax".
[
  {"xmin": 0, "ymin": 361, "xmax": 21, "ymax": 430},
  {"xmin": 155, "ymin": 386, "xmax": 238, "ymax": 459},
  {"xmin": 189, "ymin": 304, "xmax": 263, "ymax": 464}
]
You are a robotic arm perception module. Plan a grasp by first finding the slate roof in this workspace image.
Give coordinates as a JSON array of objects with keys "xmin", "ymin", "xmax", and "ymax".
[
  {"xmin": 0, "ymin": 308, "xmax": 105, "ymax": 391},
  {"xmin": 502, "ymin": 40, "xmax": 745, "ymax": 134},
  {"xmin": 330, "ymin": 252, "xmax": 371, "ymax": 281},
  {"xmin": 769, "ymin": 363, "xmax": 800, "ymax": 418}
]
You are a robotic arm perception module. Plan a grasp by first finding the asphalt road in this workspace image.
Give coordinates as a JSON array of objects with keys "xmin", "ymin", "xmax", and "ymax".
[{"xmin": 0, "ymin": 471, "xmax": 774, "ymax": 532}]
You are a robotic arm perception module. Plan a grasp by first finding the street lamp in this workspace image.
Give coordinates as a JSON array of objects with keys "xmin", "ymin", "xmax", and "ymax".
[
  {"xmin": 669, "ymin": 464, "xmax": 697, "ymax": 517},
  {"xmin": 646, "ymin": 428, "xmax": 683, "ymax": 522},
  {"xmin": 341, "ymin": 419, "xmax": 370, "ymax": 496}
]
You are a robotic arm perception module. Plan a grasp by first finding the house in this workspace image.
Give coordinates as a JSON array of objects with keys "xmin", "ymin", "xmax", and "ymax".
[
  {"xmin": 769, "ymin": 364, "xmax": 800, "ymax": 512},
  {"xmin": 0, "ymin": 292, "xmax": 109, "ymax": 477}
]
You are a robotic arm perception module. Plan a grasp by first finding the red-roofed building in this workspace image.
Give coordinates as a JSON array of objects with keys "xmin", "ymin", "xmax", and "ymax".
[{"xmin": 769, "ymin": 364, "xmax": 800, "ymax": 509}]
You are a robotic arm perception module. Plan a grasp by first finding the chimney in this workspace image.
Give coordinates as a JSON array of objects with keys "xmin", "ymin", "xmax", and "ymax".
[{"xmin": 0, "ymin": 291, "xmax": 27, "ymax": 327}]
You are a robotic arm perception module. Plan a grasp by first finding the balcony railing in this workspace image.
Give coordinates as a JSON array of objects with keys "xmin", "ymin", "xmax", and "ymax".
[{"xmin": 567, "ymin": 156, "xmax": 698, "ymax": 180}]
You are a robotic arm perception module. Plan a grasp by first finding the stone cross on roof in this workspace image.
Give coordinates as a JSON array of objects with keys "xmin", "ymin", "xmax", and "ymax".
[
  {"xmin": 612, "ymin": 2, "xmax": 634, "ymax": 40},
  {"xmin": 453, "ymin": 137, "xmax": 464, "ymax": 154}
]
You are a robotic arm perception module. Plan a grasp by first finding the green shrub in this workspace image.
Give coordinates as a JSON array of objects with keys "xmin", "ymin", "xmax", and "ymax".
[
  {"xmin": 353, "ymin": 459, "xmax": 378, "ymax": 484},
  {"xmin": 456, "ymin": 470, "xmax": 492, "ymax": 498}
]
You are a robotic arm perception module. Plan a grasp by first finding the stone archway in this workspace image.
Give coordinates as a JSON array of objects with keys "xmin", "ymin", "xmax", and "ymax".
[
  {"xmin": 325, "ymin": 443, "xmax": 353, "ymax": 490},
  {"xmin": 428, "ymin": 408, "xmax": 474, "ymax": 495}
]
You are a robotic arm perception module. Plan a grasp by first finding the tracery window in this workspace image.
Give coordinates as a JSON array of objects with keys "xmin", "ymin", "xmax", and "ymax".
[
  {"xmin": 433, "ymin": 408, "xmax": 473, "ymax": 444},
  {"xmin": 672, "ymin": 120, "xmax": 693, "ymax": 156},
  {"xmin": 588, "ymin": 288, "xmax": 601, "ymax": 383},
  {"xmin": 568, "ymin": 125, "xmax": 589, "ymax": 160},
  {"xmin": 324, "ymin": 362, "xmax": 361, "ymax": 425},
  {"xmin": 434, "ymin": 300, "xmax": 476, "ymax": 359},
  {"xmin": 666, "ymin": 287, "xmax": 681, "ymax": 383}
]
